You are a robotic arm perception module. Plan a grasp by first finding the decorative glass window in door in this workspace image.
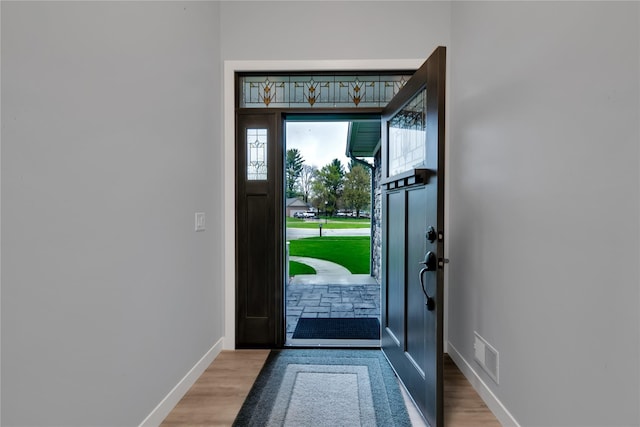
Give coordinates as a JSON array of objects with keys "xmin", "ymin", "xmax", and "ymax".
[
  {"xmin": 247, "ymin": 128, "xmax": 268, "ymax": 180},
  {"xmin": 388, "ymin": 89, "xmax": 426, "ymax": 177}
]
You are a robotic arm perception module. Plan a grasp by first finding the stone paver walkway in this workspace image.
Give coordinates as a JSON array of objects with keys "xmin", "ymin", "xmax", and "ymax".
[{"xmin": 286, "ymin": 273, "xmax": 380, "ymax": 341}]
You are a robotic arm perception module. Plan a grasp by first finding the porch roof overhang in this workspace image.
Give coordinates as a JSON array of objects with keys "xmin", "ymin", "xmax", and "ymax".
[{"xmin": 346, "ymin": 119, "xmax": 381, "ymax": 159}]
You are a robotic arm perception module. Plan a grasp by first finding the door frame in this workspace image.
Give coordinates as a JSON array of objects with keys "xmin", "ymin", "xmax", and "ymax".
[{"xmin": 222, "ymin": 59, "xmax": 448, "ymax": 350}]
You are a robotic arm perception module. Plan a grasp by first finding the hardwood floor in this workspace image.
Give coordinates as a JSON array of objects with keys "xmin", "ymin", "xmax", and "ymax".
[
  {"xmin": 161, "ymin": 350, "xmax": 500, "ymax": 426},
  {"xmin": 161, "ymin": 350, "xmax": 270, "ymax": 427},
  {"xmin": 444, "ymin": 355, "xmax": 501, "ymax": 426}
]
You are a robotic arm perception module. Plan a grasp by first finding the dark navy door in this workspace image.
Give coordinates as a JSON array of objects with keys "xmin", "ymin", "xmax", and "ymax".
[{"xmin": 381, "ymin": 46, "xmax": 446, "ymax": 426}]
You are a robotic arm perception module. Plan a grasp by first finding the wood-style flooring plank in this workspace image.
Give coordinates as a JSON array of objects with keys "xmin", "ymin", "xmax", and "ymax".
[
  {"xmin": 162, "ymin": 350, "xmax": 500, "ymax": 426},
  {"xmin": 444, "ymin": 354, "xmax": 502, "ymax": 426},
  {"xmin": 160, "ymin": 350, "xmax": 269, "ymax": 427}
]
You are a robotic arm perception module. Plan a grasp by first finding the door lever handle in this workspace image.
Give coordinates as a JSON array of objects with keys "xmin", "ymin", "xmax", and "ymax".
[
  {"xmin": 419, "ymin": 251, "xmax": 437, "ymax": 271},
  {"xmin": 418, "ymin": 268, "xmax": 436, "ymax": 311},
  {"xmin": 418, "ymin": 251, "xmax": 436, "ymax": 311}
]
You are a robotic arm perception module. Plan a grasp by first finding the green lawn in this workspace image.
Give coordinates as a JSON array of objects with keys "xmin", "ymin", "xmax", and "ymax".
[
  {"xmin": 289, "ymin": 260, "xmax": 316, "ymax": 276},
  {"xmin": 288, "ymin": 236, "xmax": 370, "ymax": 274},
  {"xmin": 286, "ymin": 217, "xmax": 371, "ymax": 229}
]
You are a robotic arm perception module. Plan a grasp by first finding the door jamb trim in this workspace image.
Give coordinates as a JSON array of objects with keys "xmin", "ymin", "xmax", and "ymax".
[{"xmin": 223, "ymin": 59, "xmax": 424, "ymax": 350}]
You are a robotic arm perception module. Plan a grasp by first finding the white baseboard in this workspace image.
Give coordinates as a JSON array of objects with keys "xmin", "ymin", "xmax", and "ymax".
[
  {"xmin": 139, "ymin": 337, "xmax": 224, "ymax": 427},
  {"xmin": 447, "ymin": 342, "xmax": 521, "ymax": 427}
]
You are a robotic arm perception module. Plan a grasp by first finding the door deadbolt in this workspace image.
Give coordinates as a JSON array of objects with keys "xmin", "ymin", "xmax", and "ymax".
[{"xmin": 426, "ymin": 226, "xmax": 437, "ymax": 243}]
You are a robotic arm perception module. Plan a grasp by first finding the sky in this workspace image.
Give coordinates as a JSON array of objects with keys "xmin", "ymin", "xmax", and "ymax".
[{"xmin": 285, "ymin": 122, "xmax": 351, "ymax": 170}]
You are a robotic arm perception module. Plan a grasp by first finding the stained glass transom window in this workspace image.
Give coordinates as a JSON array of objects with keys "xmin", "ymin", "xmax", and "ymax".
[
  {"xmin": 388, "ymin": 89, "xmax": 426, "ymax": 177},
  {"xmin": 247, "ymin": 128, "xmax": 268, "ymax": 180},
  {"xmin": 239, "ymin": 74, "xmax": 412, "ymax": 108}
]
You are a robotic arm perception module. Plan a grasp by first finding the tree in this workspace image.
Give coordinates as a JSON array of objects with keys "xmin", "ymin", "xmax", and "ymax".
[
  {"xmin": 343, "ymin": 164, "xmax": 371, "ymax": 218},
  {"xmin": 310, "ymin": 179, "xmax": 328, "ymax": 213},
  {"xmin": 299, "ymin": 164, "xmax": 317, "ymax": 203},
  {"xmin": 285, "ymin": 148, "xmax": 304, "ymax": 198},
  {"xmin": 313, "ymin": 159, "xmax": 345, "ymax": 216}
]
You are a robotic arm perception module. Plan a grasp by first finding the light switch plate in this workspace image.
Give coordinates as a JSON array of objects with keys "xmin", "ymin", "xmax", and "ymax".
[{"xmin": 195, "ymin": 212, "xmax": 205, "ymax": 231}]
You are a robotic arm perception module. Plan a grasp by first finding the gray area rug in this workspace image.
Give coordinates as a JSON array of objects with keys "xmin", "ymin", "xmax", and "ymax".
[{"xmin": 232, "ymin": 349, "xmax": 412, "ymax": 427}]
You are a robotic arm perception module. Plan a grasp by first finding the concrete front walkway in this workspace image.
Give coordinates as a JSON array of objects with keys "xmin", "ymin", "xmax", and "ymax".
[
  {"xmin": 289, "ymin": 256, "xmax": 351, "ymax": 275},
  {"xmin": 286, "ymin": 227, "xmax": 370, "ymax": 240}
]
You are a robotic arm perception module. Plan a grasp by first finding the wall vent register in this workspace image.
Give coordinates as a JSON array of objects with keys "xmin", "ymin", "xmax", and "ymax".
[{"xmin": 474, "ymin": 331, "xmax": 499, "ymax": 384}]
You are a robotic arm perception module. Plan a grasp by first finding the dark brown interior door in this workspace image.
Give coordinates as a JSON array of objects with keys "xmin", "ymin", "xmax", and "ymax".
[
  {"xmin": 235, "ymin": 112, "xmax": 284, "ymax": 348},
  {"xmin": 381, "ymin": 46, "xmax": 446, "ymax": 426}
]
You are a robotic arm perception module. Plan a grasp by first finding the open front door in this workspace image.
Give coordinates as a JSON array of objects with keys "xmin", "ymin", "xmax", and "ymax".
[{"xmin": 381, "ymin": 46, "xmax": 446, "ymax": 426}]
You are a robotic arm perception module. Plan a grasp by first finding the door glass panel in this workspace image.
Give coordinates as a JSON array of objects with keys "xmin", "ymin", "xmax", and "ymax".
[
  {"xmin": 387, "ymin": 89, "xmax": 426, "ymax": 177},
  {"xmin": 247, "ymin": 128, "xmax": 268, "ymax": 180}
]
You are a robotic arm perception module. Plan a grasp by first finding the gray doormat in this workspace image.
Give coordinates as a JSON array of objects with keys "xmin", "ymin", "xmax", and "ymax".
[{"xmin": 292, "ymin": 317, "xmax": 380, "ymax": 340}]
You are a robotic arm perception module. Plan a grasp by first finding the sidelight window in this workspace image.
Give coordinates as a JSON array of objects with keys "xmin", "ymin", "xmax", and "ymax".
[{"xmin": 247, "ymin": 128, "xmax": 268, "ymax": 180}]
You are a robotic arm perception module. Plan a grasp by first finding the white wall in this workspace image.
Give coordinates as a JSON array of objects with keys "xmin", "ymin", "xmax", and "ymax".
[
  {"xmin": 219, "ymin": 0, "xmax": 453, "ymax": 349},
  {"xmin": 220, "ymin": 1, "xmax": 451, "ymax": 61},
  {"xmin": 1, "ymin": 2, "xmax": 223, "ymax": 426},
  {"xmin": 3, "ymin": 1, "xmax": 638, "ymax": 426},
  {"xmin": 448, "ymin": 2, "xmax": 640, "ymax": 426}
]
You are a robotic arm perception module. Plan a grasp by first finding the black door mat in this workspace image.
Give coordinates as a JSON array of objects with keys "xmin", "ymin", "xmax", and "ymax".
[{"xmin": 292, "ymin": 317, "xmax": 381, "ymax": 340}]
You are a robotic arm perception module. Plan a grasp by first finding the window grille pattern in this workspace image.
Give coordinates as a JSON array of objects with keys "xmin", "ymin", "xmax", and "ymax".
[
  {"xmin": 240, "ymin": 74, "xmax": 412, "ymax": 108},
  {"xmin": 388, "ymin": 89, "xmax": 426, "ymax": 177},
  {"xmin": 247, "ymin": 128, "xmax": 268, "ymax": 180}
]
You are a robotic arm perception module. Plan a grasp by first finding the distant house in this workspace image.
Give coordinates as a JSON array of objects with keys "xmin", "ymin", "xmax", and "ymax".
[
  {"xmin": 285, "ymin": 197, "xmax": 313, "ymax": 216},
  {"xmin": 285, "ymin": 198, "xmax": 310, "ymax": 217}
]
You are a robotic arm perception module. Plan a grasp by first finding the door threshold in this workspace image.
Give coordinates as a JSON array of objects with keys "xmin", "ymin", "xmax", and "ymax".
[{"xmin": 285, "ymin": 338, "xmax": 380, "ymax": 348}]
